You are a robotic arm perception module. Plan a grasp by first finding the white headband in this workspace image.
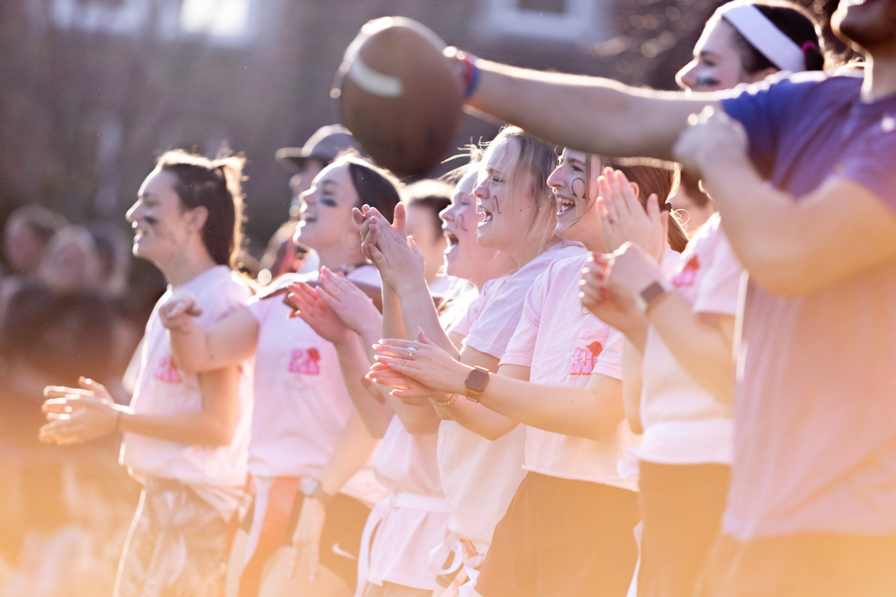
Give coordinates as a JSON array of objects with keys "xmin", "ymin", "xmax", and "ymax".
[{"xmin": 719, "ymin": 2, "xmax": 806, "ymax": 73}]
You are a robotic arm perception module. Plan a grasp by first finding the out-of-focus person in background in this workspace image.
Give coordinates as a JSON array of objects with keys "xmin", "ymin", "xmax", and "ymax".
[
  {"xmin": 0, "ymin": 204, "xmax": 66, "ymax": 316},
  {"xmin": 2, "ymin": 204, "xmax": 65, "ymax": 279},
  {"xmin": 258, "ymin": 125, "xmax": 364, "ymax": 284}
]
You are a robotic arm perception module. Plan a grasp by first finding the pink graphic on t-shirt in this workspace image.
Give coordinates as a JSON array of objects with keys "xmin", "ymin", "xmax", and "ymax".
[
  {"xmin": 289, "ymin": 347, "xmax": 321, "ymax": 375},
  {"xmin": 570, "ymin": 341, "xmax": 604, "ymax": 376},
  {"xmin": 153, "ymin": 356, "xmax": 182, "ymax": 383},
  {"xmin": 672, "ymin": 254, "xmax": 700, "ymax": 287}
]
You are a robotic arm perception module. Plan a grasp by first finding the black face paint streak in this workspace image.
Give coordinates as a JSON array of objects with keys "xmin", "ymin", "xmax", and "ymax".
[
  {"xmin": 457, "ymin": 213, "xmax": 468, "ymax": 233},
  {"xmin": 571, "ymin": 176, "xmax": 586, "ymax": 200},
  {"xmin": 144, "ymin": 215, "xmax": 158, "ymax": 226},
  {"xmin": 320, "ymin": 198, "xmax": 337, "ymax": 208},
  {"xmin": 491, "ymin": 194, "xmax": 502, "ymax": 214},
  {"xmin": 696, "ymin": 75, "xmax": 721, "ymax": 87}
]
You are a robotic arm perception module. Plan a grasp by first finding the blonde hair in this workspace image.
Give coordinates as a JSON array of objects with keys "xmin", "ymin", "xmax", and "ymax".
[{"xmin": 480, "ymin": 126, "xmax": 558, "ymax": 250}]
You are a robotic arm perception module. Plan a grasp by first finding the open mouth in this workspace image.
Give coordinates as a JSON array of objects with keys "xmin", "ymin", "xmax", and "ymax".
[
  {"xmin": 442, "ymin": 229, "xmax": 458, "ymax": 255},
  {"xmin": 443, "ymin": 230, "xmax": 459, "ymax": 253},
  {"xmin": 557, "ymin": 197, "xmax": 576, "ymax": 216},
  {"xmin": 301, "ymin": 214, "xmax": 317, "ymax": 225},
  {"xmin": 478, "ymin": 207, "xmax": 493, "ymax": 227}
]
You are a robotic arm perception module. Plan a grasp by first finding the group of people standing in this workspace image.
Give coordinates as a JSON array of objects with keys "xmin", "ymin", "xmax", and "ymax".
[{"xmin": 36, "ymin": 0, "xmax": 896, "ymax": 596}]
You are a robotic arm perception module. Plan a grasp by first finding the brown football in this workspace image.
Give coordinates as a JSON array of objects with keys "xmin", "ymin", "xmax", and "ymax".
[{"xmin": 334, "ymin": 17, "xmax": 464, "ymax": 176}]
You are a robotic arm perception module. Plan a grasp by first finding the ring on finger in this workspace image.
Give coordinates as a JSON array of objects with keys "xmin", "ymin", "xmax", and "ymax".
[{"xmin": 407, "ymin": 346, "xmax": 417, "ymax": 359}]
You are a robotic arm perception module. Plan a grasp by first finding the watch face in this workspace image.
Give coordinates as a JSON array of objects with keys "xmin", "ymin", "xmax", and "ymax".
[
  {"xmin": 466, "ymin": 367, "xmax": 489, "ymax": 393},
  {"xmin": 640, "ymin": 281, "xmax": 666, "ymax": 304}
]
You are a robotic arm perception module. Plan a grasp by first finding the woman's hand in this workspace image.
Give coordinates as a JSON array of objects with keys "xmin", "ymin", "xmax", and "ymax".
[
  {"xmin": 285, "ymin": 282, "xmax": 355, "ymax": 346},
  {"xmin": 39, "ymin": 377, "xmax": 121, "ymax": 445},
  {"xmin": 315, "ymin": 267, "xmax": 382, "ymax": 339},
  {"xmin": 605, "ymin": 242, "xmax": 666, "ymax": 302},
  {"xmin": 289, "ymin": 495, "xmax": 326, "ymax": 581},
  {"xmin": 366, "ymin": 362, "xmax": 453, "ymax": 407},
  {"xmin": 598, "ymin": 168, "xmax": 669, "ymax": 261},
  {"xmin": 372, "ymin": 329, "xmax": 470, "ymax": 395},
  {"xmin": 159, "ymin": 289, "xmax": 203, "ymax": 333},
  {"xmin": 580, "ymin": 253, "xmax": 643, "ymax": 333},
  {"xmin": 359, "ymin": 205, "xmax": 427, "ymax": 296}
]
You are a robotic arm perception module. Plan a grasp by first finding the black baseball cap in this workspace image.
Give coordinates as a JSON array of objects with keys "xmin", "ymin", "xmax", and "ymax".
[{"xmin": 275, "ymin": 124, "xmax": 364, "ymax": 172}]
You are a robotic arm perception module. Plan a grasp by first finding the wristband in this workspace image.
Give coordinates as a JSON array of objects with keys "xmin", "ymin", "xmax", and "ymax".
[
  {"xmin": 457, "ymin": 51, "xmax": 481, "ymax": 99},
  {"xmin": 299, "ymin": 478, "xmax": 334, "ymax": 506},
  {"xmin": 429, "ymin": 393, "xmax": 459, "ymax": 408}
]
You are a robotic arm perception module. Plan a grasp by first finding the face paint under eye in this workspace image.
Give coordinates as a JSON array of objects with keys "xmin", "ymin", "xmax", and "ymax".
[
  {"xmin": 144, "ymin": 215, "xmax": 158, "ymax": 226},
  {"xmin": 320, "ymin": 198, "xmax": 338, "ymax": 208},
  {"xmin": 696, "ymin": 74, "xmax": 721, "ymax": 87}
]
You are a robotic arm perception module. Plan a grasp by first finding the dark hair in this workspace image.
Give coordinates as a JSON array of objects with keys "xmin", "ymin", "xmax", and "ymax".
[
  {"xmin": 405, "ymin": 180, "xmax": 453, "ymax": 238},
  {"xmin": 726, "ymin": 1, "xmax": 825, "ymax": 73},
  {"xmin": 345, "ymin": 157, "xmax": 402, "ymax": 224},
  {"xmin": 156, "ymin": 149, "xmax": 246, "ymax": 268},
  {"xmin": 601, "ymin": 157, "xmax": 690, "ymax": 253}
]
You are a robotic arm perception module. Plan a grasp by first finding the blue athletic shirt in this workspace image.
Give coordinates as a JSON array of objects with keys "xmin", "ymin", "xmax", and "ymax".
[{"xmin": 719, "ymin": 73, "xmax": 896, "ymax": 540}]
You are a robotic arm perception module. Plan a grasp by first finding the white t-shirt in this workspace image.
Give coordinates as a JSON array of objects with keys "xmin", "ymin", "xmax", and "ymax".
[
  {"xmin": 638, "ymin": 214, "xmax": 743, "ymax": 465},
  {"xmin": 122, "ymin": 265, "xmax": 254, "ymax": 518},
  {"xmin": 367, "ymin": 416, "xmax": 450, "ymax": 590},
  {"xmin": 438, "ymin": 242, "xmax": 586, "ymax": 548},
  {"xmin": 501, "ymin": 255, "xmax": 639, "ymax": 490},
  {"xmin": 244, "ymin": 265, "xmax": 384, "ymax": 505}
]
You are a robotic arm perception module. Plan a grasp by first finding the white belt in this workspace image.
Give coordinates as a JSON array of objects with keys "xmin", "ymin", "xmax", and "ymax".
[{"xmin": 354, "ymin": 492, "xmax": 450, "ymax": 597}]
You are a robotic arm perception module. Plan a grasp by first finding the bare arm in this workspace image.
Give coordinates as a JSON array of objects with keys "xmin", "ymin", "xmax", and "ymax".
[
  {"xmin": 313, "ymin": 272, "xmax": 443, "ymax": 436},
  {"xmin": 290, "ymin": 279, "xmax": 440, "ymax": 437},
  {"xmin": 605, "ymin": 244, "xmax": 737, "ymax": 401},
  {"xmin": 317, "ymin": 409, "xmax": 380, "ymax": 497},
  {"xmin": 430, "ymin": 346, "xmax": 519, "ymax": 441},
  {"xmin": 466, "ymin": 59, "xmax": 718, "ymax": 162},
  {"xmin": 376, "ymin": 339, "xmax": 623, "ymax": 441},
  {"xmin": 360, "ymin": 207, "xmax": 457, "ymax": 355},
  {"xmin": 290, "ymin": 409, "xmax": 379, "ymax": 576},
  {"xmin": 41, "ymin": 368, "xmax": 242, "ymax": 447},
  {"xmin": 650, "ymin": 301, "xmax": 735, "ymax": 402},
  {"xmin": 477, "ymin": 365, "xmax": 624, "ymax": 441},
  {"xmin": 676, "ymin": 109, "xmax": 896, "ymax": 295},
  {"xmin": 622, "ymin": 340, "xmax": 643, "ymax": 434},
  {"xmin": 163, "ymin": 295, "xmax": 259, "ymax": 372},
  {"xmin": 122, "ymin": 365, "xmax": 242, "ymax": 446}
]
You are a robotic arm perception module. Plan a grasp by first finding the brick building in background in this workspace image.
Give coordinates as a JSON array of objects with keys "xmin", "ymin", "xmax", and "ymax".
[{"xmin": 0, "ymin": 0, "xmax": 837, "ymax": 254}]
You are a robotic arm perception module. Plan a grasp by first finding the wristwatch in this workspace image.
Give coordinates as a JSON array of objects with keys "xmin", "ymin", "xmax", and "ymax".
[
  {"xmin": 635, "ymin": 278, "xmax": 673, "ymax": 313},
  {"xmin": 464, "ymin": 366, "xmax": 490, "ymax": 403},
  {"xmin": 299, "ymin": 478, "xmax": 333, "ymax": 506}
]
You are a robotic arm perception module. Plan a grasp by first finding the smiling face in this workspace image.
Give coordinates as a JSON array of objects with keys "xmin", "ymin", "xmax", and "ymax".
[
  {"xmin": 834, "ymin": 0, "xmax": 896, "ymax": 53},
  {"xmin": 440, "ymin": 169, "xmax": 502, "ymax": 281},
  {"xmin": 126, "ymin": 169, "xmax": 198, "ymax": 268},
  {"xmin": 473, "ymin": 137, "xmax": 539, "ymax": 252},
  {"xmin": 294, "ymin": 161, "xmax": 360, "ymax": 252},
  {"xmin": 548, "ymin": 149, "xmax": 606, "ymax": 250},
  {"xmin": 677, "ymin": 19, "xmax": 756, "ymax": 92}
]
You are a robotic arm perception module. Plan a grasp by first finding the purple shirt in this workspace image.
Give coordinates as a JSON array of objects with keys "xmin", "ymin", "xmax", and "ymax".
[{"xmin": 720, "ymin": 74, "xmax": 896, "ymax": 540}]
